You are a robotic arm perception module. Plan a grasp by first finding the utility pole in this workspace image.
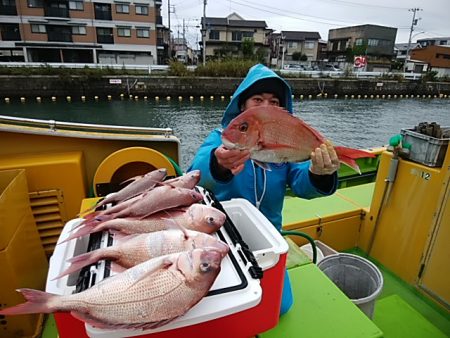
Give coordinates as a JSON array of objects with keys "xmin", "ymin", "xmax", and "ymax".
[
  {"xmin": 183, "ymin": 19, "xmax": 186, "ymax": 51},
  {"xmin": 403, "ymin": 7, "xmax": 422, "ymax": 73},
  {"xmin": 167, "ymin": 0, "xmax": 175, "ymax": 61},
  {"xmin": 202, "ymin": 0, "xmax": 207, "ymax": 66}
]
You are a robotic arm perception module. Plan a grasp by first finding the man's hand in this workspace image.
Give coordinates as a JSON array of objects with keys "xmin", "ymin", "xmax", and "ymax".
[
  {"xmin": 309, "ymin": 141, "xmax": 340, "ymax": 175},
  {"xmin": 215, "ymin": 145, "xmax": 250, "ymax": 175}
]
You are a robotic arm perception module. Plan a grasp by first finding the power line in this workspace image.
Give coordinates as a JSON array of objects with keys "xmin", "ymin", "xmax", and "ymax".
[
  {"xmin": 227, "ymin": 0, "xmax": 358, "ymax": 26},
  {"xmin": 316, "ymin": 0, "xmax": 408, "ymax": 10}
]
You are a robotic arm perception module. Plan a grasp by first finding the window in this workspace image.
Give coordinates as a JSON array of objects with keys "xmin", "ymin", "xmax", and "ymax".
[
  {"xmin": 242, "ymin": 31, "xmax": 253, "ymax": 39},
  {"xmin": 94, "ymin": 3, "xmax": 112, "ymax": 20},
  {"xmin": 117, "ymin": 27, "xmax": 131, "ymax": 37},
  {"xmin": 304, "ymin": 41, "xmax": 314, "ymax": 49},
  {"xmin": 27, "ymin": 0, "xmax": 43, "ymax": 7},
  {"xmin": 72, "ymin": 26, "xmax": 86, "ymax": 35},
  {"xmin": 96, "ymin": 27, "xmax": 113, "ymax": 43},
  {"xmin": 209, "ymin": 30, "xmax": 219, "ymax": 40},
  {"xmin": 135, "ymin": 4, "xmax": 148, "ymax": 15},
  {"xmin": 69, "ymin": 1, "xmax": 83, "ymax": 10},
  {"xmin": 116, "ymin": 3, "xmax": 129, "ymax": 13},
  {"xmin": 355, "ymin": 38, "xmax": 363, "ymax": 46},
  {"xmin": 232, "ymin": 31, "xmax": 242, "ymax": 41},
  {"xmin": 440, "ymin": 40, "xmax": 448, "ymax": 45},
  {"xmin": 287, "ymin": 42, "xmax": 297, "ymax": 48},
  {"xmin": 31, "ymin": 24, "xmax": 46, "ymax": 33},
  {"xmin": 0, "ymin": 23, "xmax": 20, "ymax": 40},
  {"xmin": 368, "ymin": 39, "xmax": 379, "ymax": 46},
  {"xmin": 136, "ymin": 28, "xmax": 149, "ymax": 38}
]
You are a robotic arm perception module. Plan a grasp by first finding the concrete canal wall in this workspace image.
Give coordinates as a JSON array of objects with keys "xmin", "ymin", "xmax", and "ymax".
[{"xmin": 1, "ymin": 75, "xmax": 450, "ymax": 100}]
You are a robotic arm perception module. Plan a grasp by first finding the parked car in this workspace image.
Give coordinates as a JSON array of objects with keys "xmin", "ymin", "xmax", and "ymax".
[
  {"xmin": 323, "ymin": 64, "xmax": 341, "ymax": 71},
  {"xmin": 283, "ymin": 64, "xmax": 307, "ymax": 71}
]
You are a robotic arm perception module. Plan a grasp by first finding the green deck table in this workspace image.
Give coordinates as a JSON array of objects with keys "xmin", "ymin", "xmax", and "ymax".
[{"xmin": 260, "ymin": 264, "xmax": 383, "ymax": 338}]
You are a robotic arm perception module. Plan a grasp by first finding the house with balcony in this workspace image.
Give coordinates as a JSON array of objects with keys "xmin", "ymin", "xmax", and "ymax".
[
  {"xmin": 269, "ymin": 31, "xmax": 322, "ymax": 68},
  {"xmin": 409, "ymin": 45, "xmax": 450, "ymax": 77},
  {"xmin": 394, "ymin": 42, "xmax": 420, "ymax": 62},
  {"xmin": 201, "ymin": 12, "xmax": 271, "ymax": 61},
  {"xmin": 417, "ymin": 37, "xmax": 450, "ymax": 48},
  {"xmin": 0, "ymin": 0, "xmax": 168, "ymax": 64},
  {"xmin": 327, "ymin": 24, "xmax": 397, "ymax": 71}
]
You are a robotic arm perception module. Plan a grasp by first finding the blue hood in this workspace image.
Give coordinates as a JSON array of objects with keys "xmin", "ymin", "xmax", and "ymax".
[{"xmin": 221, "ymin": 64, "xmax": 293, "ymax": 128}]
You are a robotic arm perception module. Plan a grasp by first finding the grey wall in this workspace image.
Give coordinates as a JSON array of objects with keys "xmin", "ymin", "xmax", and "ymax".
[{"xmin": 0, "ymin": 75, "xmax": 449, "ymax": 99}]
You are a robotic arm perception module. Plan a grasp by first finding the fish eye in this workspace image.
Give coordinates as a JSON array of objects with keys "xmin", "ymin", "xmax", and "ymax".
[
  {"xmin": 200, "ymin": 262, "xmax": 211, "ymax": 272},
  {"xmin": 239, "ymin": 122, "xmax": 248, "ymax": 132},
  {"xmin": 206, "ymin": 217, "xmax": 215, "ymax": 225}
]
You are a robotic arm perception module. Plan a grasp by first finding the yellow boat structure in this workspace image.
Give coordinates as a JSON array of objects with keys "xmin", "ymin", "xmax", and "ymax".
[{"xmin": 0, "ymin": 114, "xmax": 448, "ymax": 337}]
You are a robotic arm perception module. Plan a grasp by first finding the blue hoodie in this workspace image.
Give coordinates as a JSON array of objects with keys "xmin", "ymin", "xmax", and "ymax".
[{"xmin": 188, "ymin": 64, "xmax": 337, "ymax": 315}]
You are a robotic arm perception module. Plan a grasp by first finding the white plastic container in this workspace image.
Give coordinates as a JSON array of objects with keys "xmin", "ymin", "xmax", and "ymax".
[{"xmin": 46, "ymin": 197, "xmax": 288, "ymax": 338}]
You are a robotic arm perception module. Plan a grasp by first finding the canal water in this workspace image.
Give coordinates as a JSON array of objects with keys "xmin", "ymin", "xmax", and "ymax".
[{"xmin": 1, "ymin": 98, "xmax": 449, "ymax": 171}]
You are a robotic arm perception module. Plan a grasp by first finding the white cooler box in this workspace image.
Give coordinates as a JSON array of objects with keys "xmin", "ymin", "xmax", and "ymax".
[{"xmin": 46, "ymin": 190, "xmax": 288, "ymax": 338}]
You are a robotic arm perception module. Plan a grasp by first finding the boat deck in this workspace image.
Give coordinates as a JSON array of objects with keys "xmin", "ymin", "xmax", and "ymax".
[{"xmin": 39, "ymin": 183, "xmax": 449, "ymax": 338}]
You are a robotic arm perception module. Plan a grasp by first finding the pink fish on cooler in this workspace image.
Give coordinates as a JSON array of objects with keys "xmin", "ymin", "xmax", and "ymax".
[
  {"xmin": 81, "ymin": 168, "xmax": 167, "ymax": 214},
  {"xmin": 164, "ymin": 170, "xmax": 201, "ymax": 189},
  {"xmin": 54, "ymin": 229, "xmax": 228, "ymax": 279},
  {"xmin": 221, "ymin": 106, "xmax": 375, "ymax": 173},
  {"xmin": 84, "ymin": 185, "xmax": 203, "ymax": 222},
  {"xmin": 62, "ymin": 204, "xmax": 226, "ymax": 242},
  {"xmin": 0, "ymin": 248, "xmax": 226, "ymax": 330}
]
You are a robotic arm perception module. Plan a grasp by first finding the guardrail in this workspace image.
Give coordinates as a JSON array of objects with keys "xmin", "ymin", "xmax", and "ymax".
[
  {"xmin": 0, "ymin": 114, "xmax": 174, "ymax": 136},
  {"xmin": 280, "ymin": 69, "xmax": 422, "ymax": 80},
  {"xmin": 0, "ymin": 62, "xmax": 422, "ymax": 79},
  {"xmin": 0, "ymin": 62, "xmax": 172, "ymax": 74}
]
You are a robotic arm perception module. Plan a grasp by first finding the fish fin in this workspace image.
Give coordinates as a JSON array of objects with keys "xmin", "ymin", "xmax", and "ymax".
[
  {"xmin": 0, "ymin": 289, "xmax": 57, "ymax": 315},
  {"xmin": 161, "ymin": 210, "xmax": 189, "ymax": 238},
  {"xmin": 58, "ymin": 223, "xmax": 99, "ymax": 244},
  {"xmin": 76, "ymin": 198, "xmax": 105, "ymax": 217},
  {"xmin": 111, "ymin": 262, "xmax": 128, "ymax": 274},
  {"xmin": 126, "ymin": 257, "xmax": 173, "ymax": 290},
  {"xmin": 119, "ymin": 175, "xmax": 144, "ymax": 186},
  {"xmin": 335, "ymin": 146, "xmax": 375, "ymax": 174},
  {"xmin": 70, "ymin": 311, "xmax": 112, "ymax": 329},
  {"xmin": 53, "ymin": 250, "xmax": 105, "ymax": 280},
  {"xmin": 141, "ymin": 317, "xmax": 179, "ymax": 330},
  {"xmin": 253, "ymin": 160, "xmax": 272, "ymax": 171}
]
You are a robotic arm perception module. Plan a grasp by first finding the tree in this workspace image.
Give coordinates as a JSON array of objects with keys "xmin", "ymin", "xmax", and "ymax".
[
  {"xmin": 292, "ymin": 52, "xmax": 302, "ymax": 61},
  {"xmin": 241, "ymin": 38, "xmax": 255, "ymax": 59}
]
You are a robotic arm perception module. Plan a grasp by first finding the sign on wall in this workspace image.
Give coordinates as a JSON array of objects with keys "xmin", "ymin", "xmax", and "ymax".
[{"xmin": 354, "ymin": 56, "xmax": 367, "ymax": 68}]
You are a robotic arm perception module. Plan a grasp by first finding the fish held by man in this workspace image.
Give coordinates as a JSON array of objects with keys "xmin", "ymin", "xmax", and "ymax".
[
  {"xmin": 54, "ymin": 229, "xmax": 229, "ymax": 279},
  {"xmin": 0, "ymin": 248, "xmax": 226, "ymax": 330},
  {"xmin": 221, "ymin": 106, "xmax": 375, "ymax": 174}
]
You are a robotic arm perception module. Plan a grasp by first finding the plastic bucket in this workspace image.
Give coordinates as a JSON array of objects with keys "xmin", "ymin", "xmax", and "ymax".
[
  {"xmin": 299, "ymin": 243, "xmax": 325, "ymax": 263},
  {"xmin": 317, "ymin": 253, "xmax": 383, "ymax": 318}
]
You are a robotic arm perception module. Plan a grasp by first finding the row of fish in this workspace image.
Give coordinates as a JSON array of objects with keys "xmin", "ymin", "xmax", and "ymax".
[{"xmin": 0, "ymin": 168, "xmax": 230, "ymax": 331}]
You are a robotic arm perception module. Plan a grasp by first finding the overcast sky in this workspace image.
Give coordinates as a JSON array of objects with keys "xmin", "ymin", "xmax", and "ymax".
[{"xmin": 164, "ymin": 0, "xmax": 450, "ymax": 48}]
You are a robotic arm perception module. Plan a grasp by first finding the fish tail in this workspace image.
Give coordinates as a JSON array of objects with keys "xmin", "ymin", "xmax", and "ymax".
[
  {"xmin": 335, "ymin": 146, "xmax": 375, "ymax": 175},
  {"xmin": 83, "ymin": 211, "xmax": 100, "ymax": 221},
  {"xmin": 53, "ymin": 250, "xmax": 110, "ymax": 280},
  {"xmin": 0, "ymin": 289, "xmax": 57, "ymax": 315}
]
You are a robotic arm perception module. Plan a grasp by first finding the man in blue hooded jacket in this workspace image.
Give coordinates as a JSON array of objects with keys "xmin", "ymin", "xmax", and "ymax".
[{"xmin": 188, "ymin": 64, "xmax": 339, "ymax": 315}]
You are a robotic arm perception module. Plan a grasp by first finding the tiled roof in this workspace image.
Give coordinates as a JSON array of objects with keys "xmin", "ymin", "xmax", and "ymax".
[
  {"xmin": 281, "ymin": 31, "xmax": 321, "ymax": 41},
  {"xmin": 203, "ymin": 17, "xmax": 267, "ymax": 28}
]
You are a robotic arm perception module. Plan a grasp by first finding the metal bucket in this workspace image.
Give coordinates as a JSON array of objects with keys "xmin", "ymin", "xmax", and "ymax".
[{"xmin": 317, "ymin": 253, "xmax": 383, "ymax": 318}]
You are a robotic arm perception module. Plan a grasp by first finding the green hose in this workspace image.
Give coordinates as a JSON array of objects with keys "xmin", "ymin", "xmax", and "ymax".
[
  {"xmin": 165, "ymin": 155, "xmax": 184, "ymax": 176},
  {"xmin": 281, "ymin": 230, "xmax": 318, "ymax": 264}
]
